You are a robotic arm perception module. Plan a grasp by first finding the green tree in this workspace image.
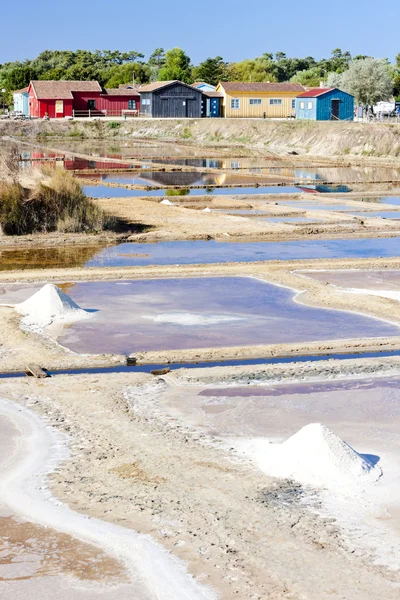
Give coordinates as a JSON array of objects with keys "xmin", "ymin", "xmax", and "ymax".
[
  {"xmin": 148, "ymin": 48, "xmax": 166, "ymax": 68},
  {"xmin": 341, "ymin": 58, "xmax": 393, "ymax": 106},
  {"xmin": 104, "ymin": 62, "xmax": 150, "ymax": 87},
  {"xmin": 290, "ymin": 67, "xmax": 323, "ymax": 87},
  {"xmin": 227, "ymin": 56, "xmax": 277, "ymax": 82},
  {"xmin": 192, "ymin": 56, "xmax": 227, "ymax": 86},
  {"xmin": 158, "ymin": 48, "xmax": 192, "ymax": 83}
]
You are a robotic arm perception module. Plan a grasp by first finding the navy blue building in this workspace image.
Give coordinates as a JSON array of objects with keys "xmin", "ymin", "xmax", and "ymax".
[{"xmin": 295, "ymin": 88, "xmax": 354, "ymax": 121}]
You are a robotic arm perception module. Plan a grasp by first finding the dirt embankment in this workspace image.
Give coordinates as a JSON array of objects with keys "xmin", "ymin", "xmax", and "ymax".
[{"xmin": 2, "ymin": 119, "xmax": 400, "ymax": 159}]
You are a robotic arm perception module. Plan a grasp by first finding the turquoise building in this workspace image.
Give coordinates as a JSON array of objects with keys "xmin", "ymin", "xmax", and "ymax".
[
  {"xmin": 13, "ymin": 87, "xmax": 30, "ymax": 116},
  {"xmin": 295, "ymin": 88, "xmax": 354, "ymax": 121}
]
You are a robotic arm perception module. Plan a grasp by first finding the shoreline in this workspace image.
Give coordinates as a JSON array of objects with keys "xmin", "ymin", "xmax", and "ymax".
[{"xmin": 0, "ymin": 397, "xmax": 217, "ymax": 600}]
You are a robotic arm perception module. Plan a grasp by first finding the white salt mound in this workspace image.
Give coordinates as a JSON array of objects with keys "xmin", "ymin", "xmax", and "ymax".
[
  {"xmin": 245, "ymin": 423, "xmax": 382, "ymax": 490},
  {"xmin": 16, "ymin": 284, "xmax": 89, "ymax": 328},
  {"xmin": 160, "ymin": 199, "xmax": 174, "ymax": 205},
  {"xmin": 202, "ymin": 207, "xmax": 212, "ymax": 213}
]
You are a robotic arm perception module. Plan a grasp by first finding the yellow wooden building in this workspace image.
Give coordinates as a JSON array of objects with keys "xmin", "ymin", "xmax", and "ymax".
[{"xmin": 216, "ymin": 82, "xmax": 305, "ymax": 118}]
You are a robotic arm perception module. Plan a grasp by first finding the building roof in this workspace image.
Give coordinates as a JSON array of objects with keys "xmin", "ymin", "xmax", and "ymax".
[
  {"xmin": 118, "ymin": 84, "xmax": 139, "ymax": 89},
  {"xmin": 13, "ymin": 87, "xmax": 29, "ymax": 94},
  {"xmin": 138, "ymin": 80, "xmax": 201, "ymax": 93},
  {"xmin": 192, "ymin": 81, "xmax": 216, "ymax": 89},
  {"xmin": 138, "ymin": 80, "xmax": 179, "ymax": 92},
  {"xmin": 296, "ymin": 88, "xmax": 335, "ymax": 98},
  {"xmin": 202, "ymin": 91, "xmax": 224, "ymax": 98},
  {"xmin": 102, "ymin": 88, "xmax": 140, "ymax": 96},
  {"xmin": 218, "ymin": 82, "xmax": 305, "ymax": 93},
  {"xmin": 30, "ymin": 80, "xmax": 102, "ymax": 100}
]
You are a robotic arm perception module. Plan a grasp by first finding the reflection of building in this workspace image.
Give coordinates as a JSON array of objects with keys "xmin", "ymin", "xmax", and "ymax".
[
  {"xmin": 295, "ymin": 88, "xmax": 354, "ymax": 121},
  {"xmin": 126, "ymin": 171, "xmax": 227, "ymax": 187},
  {"xmin": 216, "ymin": 82, "xmax": 304, "ymax": 118}
]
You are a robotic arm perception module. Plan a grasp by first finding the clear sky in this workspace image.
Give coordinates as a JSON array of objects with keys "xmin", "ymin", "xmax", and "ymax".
[{"xmin": 1, "ymin": 0, "xmax": 398, "ymax": 65}]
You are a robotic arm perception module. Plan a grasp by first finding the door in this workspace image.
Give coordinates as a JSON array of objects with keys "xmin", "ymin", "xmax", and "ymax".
[
  {"xmin": 331, "ymin": 99, "xmax": 340, "ymax": 120},
  {"xmin": 210, "ymin": 98, "xmax": 219, "ymax": 118}
]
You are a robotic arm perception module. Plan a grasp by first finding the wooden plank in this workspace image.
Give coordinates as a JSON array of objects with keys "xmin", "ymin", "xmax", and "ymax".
[
  {"xmin": 150, "ymin": 367, "xmax": 171, "ymax": 376},
  {"xmin": 25, "ymin": 364, "xmax": 49, "ymax": 378}
]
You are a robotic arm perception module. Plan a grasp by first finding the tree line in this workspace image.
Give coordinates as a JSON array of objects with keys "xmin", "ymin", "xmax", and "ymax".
[{"xmin": 1, "ymin": 47, "xmax": 399, "ymax": 107}]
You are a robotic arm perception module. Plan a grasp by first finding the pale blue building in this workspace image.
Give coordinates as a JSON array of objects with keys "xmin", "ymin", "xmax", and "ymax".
[{"xmin": 13, "ymin": 88, "xmax": 30, "ymax": 116}]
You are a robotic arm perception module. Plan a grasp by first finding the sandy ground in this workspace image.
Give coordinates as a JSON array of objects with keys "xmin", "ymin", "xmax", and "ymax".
[{"xmin": 1, "ymin": 360, "xmax": 400, "ymax": 599}]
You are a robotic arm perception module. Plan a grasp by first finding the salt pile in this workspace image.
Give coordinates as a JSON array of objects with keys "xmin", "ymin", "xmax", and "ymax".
[
  {"xmin": 160, "ymin": 199, "xmax": 174, "ymax": 205},
  {"xmin": 16, "ymin": 284, "xmax": 90, "ymax": 328},
  {"xmin": 202, "ymin": 207, "xmax": 212, "ymax": 213},
  {"xmin": 244, "ymin": 423, "xmax": 382, "ymax": 490}
]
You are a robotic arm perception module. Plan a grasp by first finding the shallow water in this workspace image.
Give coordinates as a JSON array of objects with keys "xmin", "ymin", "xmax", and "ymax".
[
  {"xmin": 350, "ymin": 211, "xmax": 400, "ymax": 219},
  {"xmin": 0, "ymin": 246, "xmax": 102, "ymax": 271},
  {"xmin": 265, "ymin": 217, "xmax": 324, "ymax": 223},
  {"xmin": 101, "ymin": 172, "xmax": 287, "ymax": 187},
  {"xmin": 84, "ymin": 185, "xmax": 301, "ymax": 198},
  {"xmin": 2, "ymin": 238, "xmax": 400, "ymax": 272},
  {"xmin": 6, "ymin": 277, "xmax": 399, "ymax": 354},
  {"xmin": 278, "ymin": 202, "xmax": 356, "ymax": 212}
]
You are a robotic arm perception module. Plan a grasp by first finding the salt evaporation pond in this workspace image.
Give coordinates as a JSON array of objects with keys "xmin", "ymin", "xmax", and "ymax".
[
  {"xmin": 3, "ymin": 238, "xmax": 400, "ymax": 271},
  {"xmin": 101, "ymin": 172, "xmax": 287, "ymax": 187},
  {"xmin": 83, "ymin": 185, "xmax": 301, "ymax": 198},
  {"xmin": 6, "ymin": 277, "xmax": 400, "ymax": 354}
]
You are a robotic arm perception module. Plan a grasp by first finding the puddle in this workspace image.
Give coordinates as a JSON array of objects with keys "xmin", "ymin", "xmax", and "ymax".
[
  {"xmin": 278, "ymin": 202, "xmax": 357, "ymax": 212},
  {"xmin": 0, "ymin": 246, "xmax": 104, "ymax": 271},
  {"xmin": 265, "ymin": 217, "xmax": 324, "ymax": 223},
  {"xmin": 0, "ymin": 513, "xmax": 127, "ymax": 583},
  {"xmin": 3, "ymin": 277, "xmax": 398, "ymax": 354},
  {"xmin": 297, "ymin": 184, "xmax": 352, "ymax": 193},
  {"xmin": 83, "ymin": 185, "xmax": 301, "ymax": 198},
  {"xmin": 349, "ymin": 211, "xmax": 400, "ymax": 219}
]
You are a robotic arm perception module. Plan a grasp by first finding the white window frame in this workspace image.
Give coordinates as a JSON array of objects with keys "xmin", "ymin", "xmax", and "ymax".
[
  {"xmin": 307, "ymin": 101, "xmax": 313, "ymax": 109},
  {"xmin": 300, "ymin": 101, "xmax": 305, "ymax": 109},
  {"xmin": 269, "ymin": 98, "xmax": 282, "ymax": 105},
  {"xmin": 142, "ymin": 99, "xmax": 151, "ymax": 106},
  {"xmin": 249, "ymin": 98, "xmax": 262, "ymax": 105},
  {"xmin": 230, "ymin": 98, "xmax": 240, "ymax": 109}
]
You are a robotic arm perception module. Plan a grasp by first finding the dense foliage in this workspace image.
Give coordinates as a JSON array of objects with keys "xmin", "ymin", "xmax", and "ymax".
[{"xmin": 1, "ymin": 48, "xmax": 399, "ymax": 105}]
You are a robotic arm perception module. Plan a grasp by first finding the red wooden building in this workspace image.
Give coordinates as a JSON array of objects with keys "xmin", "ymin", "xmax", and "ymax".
[{"xmin": 28, "ymin": 81, "xmax": 140, "ymax": 118}]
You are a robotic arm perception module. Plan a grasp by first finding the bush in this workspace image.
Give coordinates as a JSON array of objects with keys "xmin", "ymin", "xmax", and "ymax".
[{"xmin": 0, "ymin": 171, "xmax": 113, "ymax": 235}]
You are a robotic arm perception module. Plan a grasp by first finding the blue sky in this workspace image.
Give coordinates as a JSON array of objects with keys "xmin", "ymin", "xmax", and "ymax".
[{"xmin": 1, "ymin": 0, "xmax": 398, "ymax": 65}]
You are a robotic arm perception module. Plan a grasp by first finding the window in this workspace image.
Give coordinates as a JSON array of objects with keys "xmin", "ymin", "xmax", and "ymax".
[
  {"xmin": 269, "ymin": 98, "xmax": 282, "ymax": 105},
  {"xmin": 128, "ymin": 99, "xmax": 136, "ymax": 110},
  {"xmin": 87, "ymin": 99, "xmax": 96, "ymax": 110},
  {"xmin": 307, "ymin": 101, "xmax": 313, "ymax": 109},
  {"xmin": 230, "ymin": 98, "xmax": 240, "ymax": 109},
  {"xmin": 249, "ymin": 98, "xmax": 262, "ymax": 105},
  {"xmin": 141, "ymin": 99, "xmax": 150, "ymax": 106},
  {"xmin": 300, "ymin": 101, "xmax": 305, "ymax": 109},
  {"xmin": 291, "ymin": 99, "xmax": 296, "ymax": 109}
]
